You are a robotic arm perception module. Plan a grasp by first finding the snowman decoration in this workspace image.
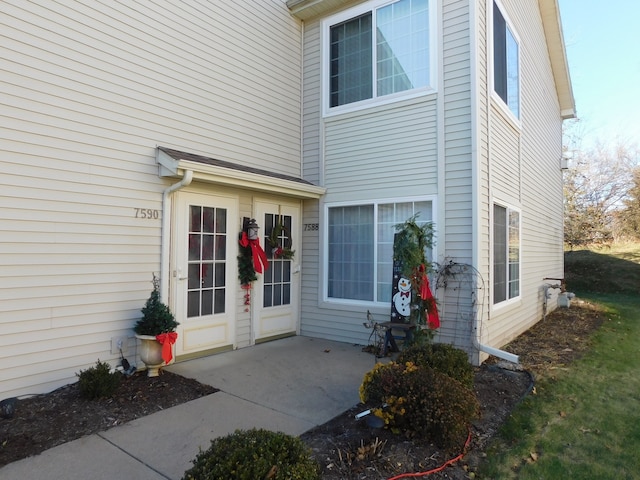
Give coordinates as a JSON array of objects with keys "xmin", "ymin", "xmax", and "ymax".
[{"xmin": 392, "ymin": 277, "xmax": 412, "ymax": 319}]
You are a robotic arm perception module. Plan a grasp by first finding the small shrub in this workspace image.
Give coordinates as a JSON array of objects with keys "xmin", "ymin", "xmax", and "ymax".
[
  {"xmin": 76, "ymin": 360, "xmax": 121, "ymax": 399},
  {"xmin": 360, "ymin": 362, "xmax": 479, "ymax": 449},
  {"xmin": 182, "ymin": 428, "xmax": 320, "ymax": 480},
  {"xmin": 135, "ymin": 276, "xmax": 179, "ymax": 336},
  {"xmin": 398, "ymin": 342, "xmax": 474, "ymax": 389}
]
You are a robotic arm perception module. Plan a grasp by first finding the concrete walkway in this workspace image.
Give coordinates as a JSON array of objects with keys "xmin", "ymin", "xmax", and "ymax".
[{"xmin": 0, "ymin": 336, "xmax": 376, "ymax": 480}]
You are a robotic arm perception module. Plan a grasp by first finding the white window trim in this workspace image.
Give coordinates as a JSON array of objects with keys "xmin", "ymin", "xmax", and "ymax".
[
  {"xmin": 491, "ymin": 200, "xmax": 521, "ymax": 310},
  {"xmin": 321, "ymin": 195, "xmax": 438, "ymax": 307},
  {"xmin": 488, "ymin": 0, "xmax": 521, "ymax": 126},
  {"xmin": 321, "ymin": 0, "xmax": 439, "ymax": 118}
]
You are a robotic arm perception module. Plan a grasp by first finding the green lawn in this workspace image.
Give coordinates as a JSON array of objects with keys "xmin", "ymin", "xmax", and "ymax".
[{"xmin": 480, "ymin": 244, "xmax": 640, "ymax": 480}]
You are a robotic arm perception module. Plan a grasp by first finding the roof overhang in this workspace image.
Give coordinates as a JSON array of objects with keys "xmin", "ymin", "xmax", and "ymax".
[
  {"xmin": 539, "ymin": 0, "xmax": 576, "ymax": 119},
  {"xmin": 286, "ymin": 0, "xmax": 362, "ymax": 21},
  {"xmin": 156, "ymin": 147, "xmax": 325, "ymax": 200}
]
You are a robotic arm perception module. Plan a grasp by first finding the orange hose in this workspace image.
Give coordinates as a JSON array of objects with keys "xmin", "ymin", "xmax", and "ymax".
[{"xmin": 386, "ymin": 430, "xmax": 472, "ymax": 480}]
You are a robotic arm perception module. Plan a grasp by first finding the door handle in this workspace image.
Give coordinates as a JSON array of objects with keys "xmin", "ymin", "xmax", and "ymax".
[{"xmin": 174, "ymin": 269, "xmax": 188, "ymax": 281}]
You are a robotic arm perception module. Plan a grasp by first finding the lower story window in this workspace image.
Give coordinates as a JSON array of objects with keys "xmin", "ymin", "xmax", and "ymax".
[
  {"xmin": 493, "ymin": 203, "xmax": 520, "ymax": 304},
  {"xmin": 327, "ymin": 200, "xmax": 433, "ymax": 302}
]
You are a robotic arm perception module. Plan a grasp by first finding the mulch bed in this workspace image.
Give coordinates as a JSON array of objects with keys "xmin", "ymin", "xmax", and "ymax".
[{"xmin": 0, "ymin": 371, "xmax": 217, "ymax": 467}]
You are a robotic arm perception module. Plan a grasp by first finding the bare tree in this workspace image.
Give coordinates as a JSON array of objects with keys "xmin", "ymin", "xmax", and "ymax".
[
  {"xmin": 615, "ymin": 167, "xmax": 640, "ymax": 241},
  {"xmin": 563, "ymin": 125, "xmax": 640, "ymax": 247}
]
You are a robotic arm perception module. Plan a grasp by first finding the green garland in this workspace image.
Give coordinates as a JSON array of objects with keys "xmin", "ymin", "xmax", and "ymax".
[
  {"xmin": 393, "ymin": 215, "xmax": 437, "ymax": 327},
  {"xmin": 238, "ymin": 233, "xmax": 257, "ymax": 286},
  {"xmin": 393, "ymin": 215, "xmax": 435, "ymax": 279}
]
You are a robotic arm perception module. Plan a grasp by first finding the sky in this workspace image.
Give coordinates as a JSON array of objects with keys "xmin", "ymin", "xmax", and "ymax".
[{"xmin": 558, "ymin": 0, "xmax": 640, "ymax": 147}]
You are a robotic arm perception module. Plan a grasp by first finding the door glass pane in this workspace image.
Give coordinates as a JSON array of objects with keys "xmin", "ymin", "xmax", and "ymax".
[
  {"xmin": 283, "ymin": 261, "xmax": 291, "ymax": 282},
  {"xmin": 188, "ymin": 264, "xmax": 200, "ymax": 289},
  {"xmin": 202, "ymin": 264, "xmax": 213, "ymax": 288},
  {"xmin": 187, "ymin": 205, "xmax": 227, "ymax": 317},
  {"xmin": 273, "ymin": 262, "xmax": 282, "ymax": 283},
  {"xmin": 262, "ymin": 212, "xmax": 293, "ymax": 308},
  {"xmin": 264, "ymin": 285, "xmax": 273, "ymax": 307},
  {"xmin": 214, "ymin": 264, "xmax": 225, "ymax": 287},
  {"xmin": 216, "ymin": 209, "xmax": 227, "ymax": 233},
  {"xmin": 188, "ymin": 291, "xmax": 199, "ymax": 317},
  {"xmin": 188, "ymin": 235, "xmax": 200, "ymax": 261},
  {"xmin": 215, "ymin": 235, "xmax": 226, "ymax": 260},
  {"xmin": 203, "ymin": 207, "xmax": 215, "ymax": 233},
  {"xmin": 201, "ymin": 290, "xmax": 213, "ymax": 316},
  {"xmin": 214, "ymin": 289, "xmax": 225, "ymax": 314},
  {"xmin": 202, "ymin": 235, "xmax": 214, "ymax": 260},
  {"xmin": 283, "ymin": 284, "xmax": 290, "ymax": 304},
  {"xmin": 273, "ymin": 284, "xmax": 282, "ymax": 306},
  {"xmin": 190, "ymin": 206, "xmax": 202, "ymax": 232}
]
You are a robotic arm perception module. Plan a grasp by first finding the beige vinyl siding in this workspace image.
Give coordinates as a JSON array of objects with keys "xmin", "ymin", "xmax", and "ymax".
[
  {"xmin": 438, "ymin": 0, "xmax": 474, "ymax": 349},
  {"xmin": 297, "ymin": 18, "xmax": 325, "ymax": 340},
  {"xmin": 301, "ymin": 21, "xmax": 323, "ymax": 185},
  {"xmin": 324, "ymin": 99, "xmax": 438, "ymax": 202},
  {"xmin": 2, "ymin": 0, "xmax": 302, "ymax": 171},
  {"xmin": 485, "ymin": 0, "xmax": 565, "ymax": 349},
  {"xmin": 1, "ymin": 0, "xmax": 302, "ymax": 398},
  {"xmin": 489, "ymin": 107, "xmax": 521, "ymax": 203},
  {"xmin": 442, "ymin": 0, "xmax": 473, "ymax": 267},
  {"xmin": 235, "ymin": 193, "xmax": 255, "ymax": 349},
  {"xmin": 472, "ymin": 0, "xmax": 492, "ymax": 363}
]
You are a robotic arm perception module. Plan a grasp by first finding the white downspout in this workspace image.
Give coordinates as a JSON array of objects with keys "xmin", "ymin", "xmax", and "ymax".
[
  {"xmin": 469, "ymin": 0, "xmax": 518, "ymax": 365},
  {"xmin": 160, "ymin": 170, "xmax": 193, "ymax": 304},
  {"xmin": 474, "ymin": 339, "xmax": 519, "ymax": 364}
]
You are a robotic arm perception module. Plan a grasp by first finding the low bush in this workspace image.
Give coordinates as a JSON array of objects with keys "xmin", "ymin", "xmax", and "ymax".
[
  {"xmin": 76, "ymin": 360, "xmax": 121, "ymax": 399},
  {"xmin": 360, "ymin": 362, "xmax": 479, "ymax": 449},
  {"xmin": 398, "ymin": 342, "xmax": 474, "ymax": 389},
  {"xmin": 182, "ymin": 428, "xmax": 320, "ymax": 480}
]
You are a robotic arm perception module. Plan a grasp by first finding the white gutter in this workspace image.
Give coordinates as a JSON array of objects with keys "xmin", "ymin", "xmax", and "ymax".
[
  {"xmin": 160, "ymin": 170, "xmax": 193, "ymax": 304},
  {"xmin": 469, "ymin": 0, "xmax": 518, "ymax": 365}
]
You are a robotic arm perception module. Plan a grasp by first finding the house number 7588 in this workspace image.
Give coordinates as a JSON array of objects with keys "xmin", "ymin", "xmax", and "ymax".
[{"xmin": 135, "ymin": 208, "xmax": 160, "ymax": 219}]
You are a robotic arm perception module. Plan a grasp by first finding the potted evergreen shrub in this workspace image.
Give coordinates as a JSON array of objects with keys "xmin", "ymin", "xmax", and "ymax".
[{"xmin": 134, "ymin": 276, "xmax": 179, "ymax": 376}]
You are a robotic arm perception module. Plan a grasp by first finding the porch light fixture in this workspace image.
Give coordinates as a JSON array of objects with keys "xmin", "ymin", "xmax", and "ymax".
[{"xmin": 247, "ymin": 218, "xmax": 260, "ymax": 240}]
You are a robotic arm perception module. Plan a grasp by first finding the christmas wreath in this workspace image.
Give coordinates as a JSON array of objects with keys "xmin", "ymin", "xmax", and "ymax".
[{"xmin": 267, "ymin": 221, "xmax": 295, "ymax": 260}]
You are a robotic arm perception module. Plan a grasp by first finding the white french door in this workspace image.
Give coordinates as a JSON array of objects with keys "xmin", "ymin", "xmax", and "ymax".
[
  {"xmin": 253, "ymin": 201, "xmax": 300, "ymax": 342},
  {"xmin": 173, "ymin": 192, "xmax": 238, "ymax": 356}
]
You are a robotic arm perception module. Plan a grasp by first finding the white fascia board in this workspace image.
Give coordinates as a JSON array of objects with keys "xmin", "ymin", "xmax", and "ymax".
[{"xmin": 157, "ymin": 149, "xmax": 325, "ymax": 199}]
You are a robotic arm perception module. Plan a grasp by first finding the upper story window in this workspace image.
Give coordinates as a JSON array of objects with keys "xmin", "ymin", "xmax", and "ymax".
[
  {"xmin": 326, "ymin": 0, "xmax": 434, "ymax": 114},
  {"xmin": 492, "ymin": 1, "xmax": 520, "ymax": 119}
]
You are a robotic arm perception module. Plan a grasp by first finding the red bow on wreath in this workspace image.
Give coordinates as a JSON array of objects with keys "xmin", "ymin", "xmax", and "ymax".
[
  {"xmin": 239, "ymin": 231, "xmax": 269, "ymax": 274},
  {"xmin": 156, "ymin": 332, "xmax": 178, "ymax": 364},
  {"xmin": 416, "ymin": 264, "xmax": 440, "ymax": 329}
]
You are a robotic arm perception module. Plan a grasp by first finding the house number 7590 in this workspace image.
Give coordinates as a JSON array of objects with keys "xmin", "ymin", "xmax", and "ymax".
[{"xmin": 135, "ymin": 208, "xmax": 160, "ymax": 219}]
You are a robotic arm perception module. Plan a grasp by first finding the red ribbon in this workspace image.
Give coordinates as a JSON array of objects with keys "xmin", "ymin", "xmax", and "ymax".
[
  {"xmin": 156, "ymin": 332, "xmax": 178, "ymax": 364},
  {"xmin": 417, "ymin": 264, "xmax": 440, "ymax": 329},
  {"xmin": 239, "ymin": 232, "xmax": 269, "ymax": 274}
]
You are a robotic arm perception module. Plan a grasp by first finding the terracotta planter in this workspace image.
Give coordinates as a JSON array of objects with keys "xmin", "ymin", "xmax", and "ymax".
[{"xmin": 135, "ymin": 334, "xmax": 165, "ymax": 377}]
